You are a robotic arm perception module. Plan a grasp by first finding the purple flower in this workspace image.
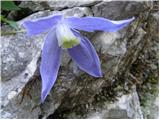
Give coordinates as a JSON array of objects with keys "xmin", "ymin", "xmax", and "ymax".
[{"xmin": 23, "ymin": 14, "xmax": 134, "ymax": 102}]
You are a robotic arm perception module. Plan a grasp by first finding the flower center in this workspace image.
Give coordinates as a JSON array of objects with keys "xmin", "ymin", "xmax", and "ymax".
[{"xmin": 56, "ymin": 22, "xmax": 80, "ymax": 49}]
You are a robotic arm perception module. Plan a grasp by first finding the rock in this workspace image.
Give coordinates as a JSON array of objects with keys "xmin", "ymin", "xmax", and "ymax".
[
  {"xmin": 19, "ymin": 0, "xmax": 101, "ymax": 11},
  {"xmin": 87, "ymin": 88, "xmax": 143, "ymax": 119},
  {"xmin": 20, "ymin": 7, "xmax": 92, "ymax": 22},
  {"xmin": 7, "ymin": 8, "xmax": 33, "ymax": 21},
  {"xmin": 128, "ymin": 6, "xmax": 159, "ymax": 118},
  {"xmin": 19, "ymin": 1, "xmax": 45, "ymax": 12},
  {"xmin": 92, "ymin": 31, "xmax": 126, "ymax": 56},
  {"xmin": 7, "ymin": 91, "xmax": 17, "ymax": 100},
  {"xmin": 140, "ymin": 91, "xmax": 159, "ymax": 119},
  {"xmin": 1, "ymin": 28, "xmax": 43, "ymax": 118},
  {"xmin": 92, "ymin": 1, "xmax": 146, "ymax": 19},
  {"xmin": 1, "ymin": 26, "xmax": 37, "ymax": 81},
  {"xmin": 41, "ymin": 0, "xmax": 101, "ymax": 10}
]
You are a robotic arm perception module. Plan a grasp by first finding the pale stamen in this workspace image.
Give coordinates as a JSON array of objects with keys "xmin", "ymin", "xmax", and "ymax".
[{"xmin": 56, "ymin": 23, "xmax": 80, "ymax": 49}]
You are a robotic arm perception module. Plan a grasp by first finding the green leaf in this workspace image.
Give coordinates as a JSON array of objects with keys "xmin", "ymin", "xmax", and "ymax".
[
  {"xmin": 5, "ymin": 20, "xmax": 19, "ymax": 30},
  {"xmin": 1, "ymin": 15, "xmax": 19, "ymax": 30},
  {"xmin": 1, "ymin": 1, "xmax": 20, "ymax": 11}
]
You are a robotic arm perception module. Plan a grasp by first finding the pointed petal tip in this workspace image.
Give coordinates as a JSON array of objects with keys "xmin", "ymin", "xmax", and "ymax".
[
  {"xmin": 40, "ymin": 91, "xmax": 47, "ymax": 103},
  {"xmin": 41, "ymin": 95, "xmax": 45, "ymax": 103},
  {"xmin": 99, "ymin": 72, "xmax": 103, "ymax": 78},
  {"xmin": 66, "ymin": 16, "xmax": 136, "ymax": 33},
  {"xmin": 93, "ymin": 70, "xmax": 103, "ymax": 78},
  {"xmin": 132, "ymin": 16, "xmax": 135, "ymax": 20},
  {"xmin": 39, "ymin": 29, "xmax": 61, "ymax": 103},
  {"xmin": 129, "ymin": 16, "xmax": 135, "ymax": 22},
  {"xmin": 68, "ymin": 30, "xmax": 103, "ymax": 78}
]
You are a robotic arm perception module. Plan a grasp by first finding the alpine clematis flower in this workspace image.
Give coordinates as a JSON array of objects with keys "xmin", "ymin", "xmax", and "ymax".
[{"xmin": 23, "ymin": 14, "xmax": 134, "ymax": 102}]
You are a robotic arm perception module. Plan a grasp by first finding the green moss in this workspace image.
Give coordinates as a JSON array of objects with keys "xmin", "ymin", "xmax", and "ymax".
[{"xmin": 149, "ymin": 77, "xmax": 158, "ymax": 84}]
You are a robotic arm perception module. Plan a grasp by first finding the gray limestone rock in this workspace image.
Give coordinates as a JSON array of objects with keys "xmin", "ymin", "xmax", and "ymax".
[
  {"xmin": 1, "ymin": 27, "xmax": 38, "ymax": 81},
  {"xmin": 133, "ymin": 8, "xmax": 159, "ymax": 119},
  {"xmin": 87, "ymin": 87, "xmax": 143, "ymax": 119},
  {"xmin": 41, "ymin": 0, "xmax": 101, "ymax": 10},
  {"xmin": 19, "ymin": 0, "xmax": 101, "ymax": 11},
  {"xmin": 92, "ymin": 1, "xmax": 146, "ymax": 19},
  {"xmin": 19, "ymin": 1, "xmax": 46, "ymax": 12},
  {"xmin": 92, "ymin": 31, "xmax": 127, "ymax": 56}
]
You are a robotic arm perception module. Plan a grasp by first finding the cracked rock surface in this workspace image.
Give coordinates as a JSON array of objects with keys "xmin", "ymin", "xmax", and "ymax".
[{"xmin": 0, "ymin": 1, "xmax": 159, "ymax": 119}]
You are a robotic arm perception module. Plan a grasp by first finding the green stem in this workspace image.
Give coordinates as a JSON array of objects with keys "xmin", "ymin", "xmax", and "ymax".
[
  {"xmin": 1, "ymin": 30, "xmax": 26, "ymax": 36},
  {"xmin": 1, "ymin": 15, "xmax": 8, "ymax": 23}
]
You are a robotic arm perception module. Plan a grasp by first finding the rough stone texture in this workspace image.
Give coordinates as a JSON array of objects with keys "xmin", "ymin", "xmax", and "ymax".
[
  {"xmin": 92, "ymin": 32, "xmax": 127, "ymax": 56},
  {"xmin": 1, "ymin": 1, "xmax": 159, "ymax": 119},
  {"xmin": 1, "ymin": 27, "xmax": 38, "ymax": 81},
  {"xmin": 1, "ymin": 27, "xmax": 43, "ymax": 118},
  {"xmin": 41, "ymin": 0, "xmax": 101, "ymax": 10},
  {"xmin": 87, "ymin": 87, "xmax": 143, "ymax": 119},
  {"xmin": 19, "ymin": 0, "xmax": 101, "ymax": 11},
  {"xmin": 92, "ymin": 1, "xmax": 146, "ymax": 19},
  {"xmin": 130, "ymin": 9, "xmax": 159, "ymax": 119},
  {"xmin": 20, "ymin": 7, "xmax": 93, "ymax": 21}
]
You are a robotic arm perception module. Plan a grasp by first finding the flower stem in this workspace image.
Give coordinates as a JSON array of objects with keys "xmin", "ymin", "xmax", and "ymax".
[{"xmin": 1, "ymin": 30, "xmax": 26, "ymax": 36}]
